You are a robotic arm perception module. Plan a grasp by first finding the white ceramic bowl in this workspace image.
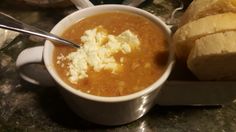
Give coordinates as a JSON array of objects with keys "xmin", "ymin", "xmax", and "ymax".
[{"xmin": 17, "ymin": 5, "xmax": 174, "ymax": 125}]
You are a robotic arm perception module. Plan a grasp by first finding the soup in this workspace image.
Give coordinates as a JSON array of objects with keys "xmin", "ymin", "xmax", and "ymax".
[{"xmin": 53, "ymin": 11, "xmax": 169, "ymax": 97}]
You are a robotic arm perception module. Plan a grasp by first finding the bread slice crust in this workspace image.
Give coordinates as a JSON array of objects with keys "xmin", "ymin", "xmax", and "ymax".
[
  {"xmin": 187, "ymin": 31, "xmax": 236, "ymax": 80},
  {"xmin": 180, "ymin": 0, "xmax": 236, "ymax": 26},
  {"xmin": 173, "ymin": 12, "xmax": 236, "ymax": 61}
]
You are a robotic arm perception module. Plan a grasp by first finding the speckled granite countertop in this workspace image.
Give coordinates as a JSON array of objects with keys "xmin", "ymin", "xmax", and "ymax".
[{"xmin": 1, "ymin": 0, "xmax": 236, "ymax": 131}]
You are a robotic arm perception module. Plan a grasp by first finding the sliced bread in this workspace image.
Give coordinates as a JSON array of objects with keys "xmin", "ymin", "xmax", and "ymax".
[
  {"xmin": 180, "ymin": 0, "xmax": 236, "ymax": 26},
  {"xmin": 187, "ymin": 31, "xmax": 236, "ymax": 80},
  {"xmin": 173, "ymin": 12, "xmax": 236, "ymax": 61}
]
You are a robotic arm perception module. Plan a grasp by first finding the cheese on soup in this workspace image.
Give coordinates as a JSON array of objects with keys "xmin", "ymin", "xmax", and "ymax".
[
  {"xmin": 53, "ymin": 11, "xmax": 168, "ymax": 97},
  {"xmin": 58, "ymin": 26, "xmax": 140, "ymax": 83}
]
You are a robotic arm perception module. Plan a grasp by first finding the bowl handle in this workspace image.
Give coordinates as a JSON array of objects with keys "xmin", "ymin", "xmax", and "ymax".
[
  {"xmin": 166, "ymin": 0, "xmax": 184, "ymax": 32},
  {"xmin": 16, "ymin": 46, "xmax": 55, "ymax": 87},
  {"xmin": 70, "ymin": 0, "xmax": 94, "ymax": 9}
]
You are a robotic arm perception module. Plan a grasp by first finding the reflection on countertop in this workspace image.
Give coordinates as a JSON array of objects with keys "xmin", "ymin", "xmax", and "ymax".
[{"xmin": 1, "ymin": 0, "xmax": 236, "ymax": 131}]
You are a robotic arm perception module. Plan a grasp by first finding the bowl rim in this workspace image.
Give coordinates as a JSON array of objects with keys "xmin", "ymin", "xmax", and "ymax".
[{"xmin": 44, "ymin": 4, "xmax": 175, "ymax": 103}]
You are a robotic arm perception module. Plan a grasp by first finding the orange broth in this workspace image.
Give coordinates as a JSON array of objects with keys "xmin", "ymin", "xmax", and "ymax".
[{"xmin": 53, "ymin": 11, "xmax": 169, "ymax": 97}]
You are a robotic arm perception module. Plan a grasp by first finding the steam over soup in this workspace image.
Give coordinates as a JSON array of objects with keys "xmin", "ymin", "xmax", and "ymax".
[{"xmin": 53, "ymin": 11, "xmax": 169, "ymax": 97}]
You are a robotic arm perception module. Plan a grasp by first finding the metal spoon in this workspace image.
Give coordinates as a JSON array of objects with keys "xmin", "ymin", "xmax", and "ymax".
[{"xmin": 0, "ymin": 12, "xmax": 80, "ymax": 48}]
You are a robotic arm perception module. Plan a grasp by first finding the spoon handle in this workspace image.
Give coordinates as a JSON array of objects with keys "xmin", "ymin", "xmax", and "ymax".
[{"xmin": 0, "ymin": 12, "xmax": 80, "ymax": 48}]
